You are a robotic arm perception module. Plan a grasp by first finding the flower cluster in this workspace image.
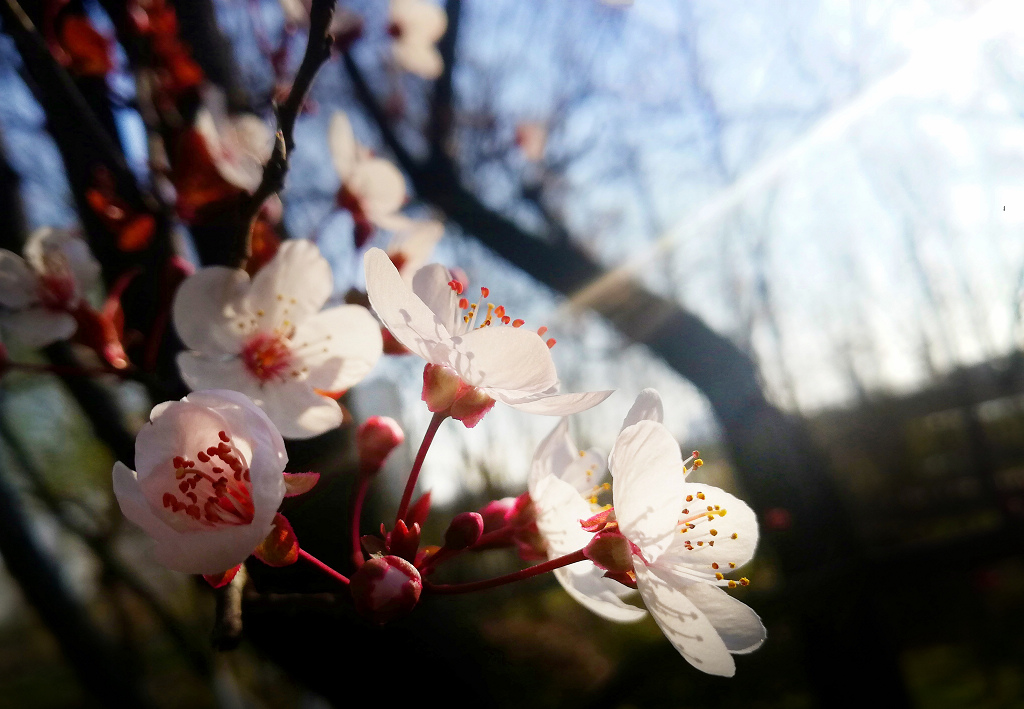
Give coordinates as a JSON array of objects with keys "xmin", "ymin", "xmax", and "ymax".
[{"xmin": 111, "ymin": 238, "xmax": 762, "ymax": 676}]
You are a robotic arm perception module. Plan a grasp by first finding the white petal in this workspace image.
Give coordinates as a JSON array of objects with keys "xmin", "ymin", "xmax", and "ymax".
[
  {"xmin": 134, "ymin": 400, "xmax": 234, "ymax": 484},
  {"xmin": 393, "ymin": 43, "xmax": 444, "ymax": 80},
  {"xmin": 502, "ymin": 389, "xmax": 613, "ymax": 416},
  {"xmin": 0, "ymin": 250, "xmax": 39, "ymax": 309},
  {"xmin": 153, "ymin": 514, "xmax": 276, "ymax": 575},
  {"xmin": 364, "ymin": 247, "xmax": 452, "ymax": 362},
  {"xmin": 172, "ymin": 267, "xmax": 251, "ymax": 355},
  {"xmin": 0, "ymin": 308, "xmax": 76, "ymax": 347},
  {"xmin": 258, "ymin": 381, "xmax": 345, "ymax": 439},
  {"xmin": 25, "ymin": 227, "xmax": 101, "ymax": 297},
  {"xmin": 176, "ymin": 352, "xmax": 257, "ymax": 396},
  {"xmin": 621, "ymin": 388, "xmax": 663, "ymax": 429},
  {"xmin": 554, "ymin": 566, "xmax": 647, "ymax": 623},
  {"xmin": 682, "ymin": 582, "xmax": 765, "ymax": 655},
  {"xmin": 658, "ymin": 484, "xmax": 760, "ymax": 574},
  {"xmin": 411, "ymin": 263, "xmax": 461, "ymax": 335},
  {"xmin": 351, "ymin": 159, "xmax": 406, "ymax": 219},
  {"xmin": 277, "ymin": 0, "xmax": 310, "ymax": 25},
  {"xmin": 610, "ymin": 420, "xmax": 686, "ymax": 563},
  {"xmin": 380, "ymin": 217, "xmax": 444, "ymax": 281},
  {"xmin": 247, "ymin": 240, "xmax": 333, "ymax": 332},
  {"xmin": 291, "ymin": 305, "xmax": 383, "ymax": 391},
  {"xmin": 112, "ymin": 461, "xmax": 176, "ymax": 539},
  {"xmin": 392, "ymin": 0, "xmax": 447, "ymax": 41},
  {"xmin": 635, "ymin": 564, "xmax": 736, "ymax": 676},
  {"xmin": 527, "ymin": 418, "xmax": 578, "ymax": 492},
  {"xmin": 329, "ymin": 111, "xmax": 358, "ymax": 180},
  {"xmin": 448, "ymin": 326, "xmax": 557, "ymax": 393}
]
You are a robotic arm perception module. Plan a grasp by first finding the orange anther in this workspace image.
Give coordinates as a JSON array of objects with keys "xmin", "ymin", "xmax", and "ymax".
[{"xmin": 512, "ymin": 319, "xmax": 525, "ymax": 327}]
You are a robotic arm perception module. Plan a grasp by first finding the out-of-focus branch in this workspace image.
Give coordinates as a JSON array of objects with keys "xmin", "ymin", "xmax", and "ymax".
[
  {"xmin": 0, "ymin": 407, "xmax": 213, "ymax": 677},
  {"xmin": 229, "ymin": 0, "xmax": 337, "ymax": 267},
  {"xmin": 0, "ymin": 438, "xmax": 155, "ymax": 706},
  {"xmin": 211, "ymin": 565, "xmax": 247, "ymax": 650}
]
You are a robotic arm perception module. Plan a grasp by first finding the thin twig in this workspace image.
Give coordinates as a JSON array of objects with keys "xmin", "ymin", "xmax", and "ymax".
[{"xmin": 230, "ymin": 0, "xmax": 338, "ymax": 267}]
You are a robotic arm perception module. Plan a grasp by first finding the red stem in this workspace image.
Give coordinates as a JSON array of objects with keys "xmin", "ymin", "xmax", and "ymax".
[
  {"xmin": 350, "ymin": 474, "xmax": 371, "ymax": 569},
  {"xmin": 423, "ymin": 549, "xmax": 587, "ymax": 595},
  {"xmin": 394, "ymin": 412, "xmax": 446, "ymax": 525},
  {"xmin": 419, "ymin": 525, "xmax": 517, "ymax": 575},
  {"xmin": 298, "ymin": 549, "xmax": 349, "ymax": 587}
]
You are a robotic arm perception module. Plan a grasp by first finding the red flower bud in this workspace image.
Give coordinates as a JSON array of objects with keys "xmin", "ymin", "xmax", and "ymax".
[
  {"xmin": 356, "ymin": 416, "xmax": 404, "ymax": 475},
  {"xmin": 443, "ymin": 512, "xmax": 484, "ymax": 551},
  {"xmin": 350, "ymin": 555, "xmax": 422, "ymax": 625}
]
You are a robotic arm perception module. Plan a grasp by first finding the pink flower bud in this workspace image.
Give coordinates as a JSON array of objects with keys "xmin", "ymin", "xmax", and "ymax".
[
  {"xmin": 350, "ymin": 555, "xmax": 422, "ymax": 624},
  {"xmin": 356, "ymin": 416, "xmax": 404, "ymax": 475},
  {"xmin": 443, "ymin": 512, "xmax": 483, "ymax": 551},
  {"xmin": 477, "ymin": 497, "xmax": 516, "ymax": 534}
]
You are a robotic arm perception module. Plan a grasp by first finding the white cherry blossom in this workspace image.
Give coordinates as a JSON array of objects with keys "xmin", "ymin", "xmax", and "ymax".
[
  {"xmin": 174, "ymin": 240, "xmax": 383, "ymax": 438},
  {"xmin": 604, "ymin": 389, "xmax": 765, "ymax": 676},
  {"xmin": 112, "ymin": 390, "xmax": 288, "ymax": 575},
  {"xmin": 364, "ymin": 247, "xmax": 612, "ymax": 423},
  {"xmin": 0, "ymin": 227, "xmax": 101, "ymax": 348},
  {"xmin": 329, "ymin": 111, "xmax": 407, "ymax": 246},
  {"xmin": 194, "ymin": 90, "xmax": 274, "ymax": 194},
  {"xmin": 389, "ymin": 0, "xmax": 447, "ymax": 79},
  {"xmin": 528, "ymin": 417, "xmax": 646, "ymax": 622}
]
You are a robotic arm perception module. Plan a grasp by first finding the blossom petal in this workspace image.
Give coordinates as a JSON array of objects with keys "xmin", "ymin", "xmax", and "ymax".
[
  {"xmin": 0, "ymin": 250, "xmax": 39, "ymax": 309},
  {"xmin": 364, "ymin": 247, "xmax": 452, "ymax": 361},
  {"xmin": 392, "ymin": 43, "xmax": 444, "ymax": 80},
  {"xmin": 291, "ymin": 305, "xmax": 383, "ymax": 392},
  {"xmin": 501, "ymin": 389, "xmax": 613, "ymax": 416},
  {"xmin": 0, "ymin": 308, "xmax": 76, "ymax": 347},
  {"xmin": 258, "ymin": 380, "xmax": 345, "ymax": 439},
  {"xmin": 682, "ymin": 582, "xmax": 765, "ymax": 655},
  {"xmin": 392, "ymin": 0, "xmax": 447, "ymax": 41},
  {"xmin": 610, "ymin": 420, "xmax": 686, "ymax": 563},
  {"xmin": 25, "ymin": 227, "xmax": 101, "ymax": 298},
  {"xmin": 533, "ymin": 473, "xmax": 644, "ymax": 622},
  {"xmin": 527, "ymin": 418, "xmax": 578, "ymax": 491},
  {"xmin": 247, "ymin": 240, "xmax": 333, "ymax": 332},
  {"xmin": 658, "ymin": 484, "xmax": 759, "ymax": 575},
  {"xmin": 351, "ymin": 159, "xmax": 406, "ymax": 219},
  {"xmin": 112, "ymin": 461, "xmax": 176, "ymax": 539},
  {"xmin": 411, "ymin": 263, "xmax": 461, "ymax": 335},
  {"xmin": 634, "ymin": 565, "xmax": 736, "ymax": 676},
  {"xmin": 620, "ymin": 388, "xmax": 663, "ymax": 430},
  {"xmin": 448, "ymin": 326, "xmax": 557, "ymax": 393},
  {"xmin": 172, "ymin": 267, "xmax": 251, "ymax": 355},
  {"xmin": 177, "ymin": 352, "xmax": 257, "ymax": 396},
  {"xmin": 329, "ymin": 111, "xmax": 358, "ymax": 180}
]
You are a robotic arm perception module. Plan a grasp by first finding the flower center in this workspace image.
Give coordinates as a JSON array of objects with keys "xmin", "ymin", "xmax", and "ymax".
[
  {"xmin": 160, "ymin": 429, "xmax": 255, "ymax": 531},
  {"xmin": 241, "ymin": 331, "xmax": 294, "ymax": 383}
]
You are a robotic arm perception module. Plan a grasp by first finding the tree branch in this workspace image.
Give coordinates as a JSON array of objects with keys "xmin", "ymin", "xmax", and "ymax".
[{"xmin": 229, "ymin": 0, "xmax": 338, "ymax": 267}]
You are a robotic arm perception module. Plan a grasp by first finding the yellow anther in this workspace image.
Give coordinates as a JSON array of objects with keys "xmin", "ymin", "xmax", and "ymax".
[
  {"xmin": 739, "ymin": 578, "xmax": 750, "ymax": 586},
  {"xmin": 728, "ymin": 580, "xmax": 737, "ymax": 588},
  {"xmin": 729, "ymin": 562, "xmax": 736, "ymax": 568},
  {"xmin": 714, "ymin": 505, "xmax": 720, "ymax": 510},
  {"xmin": 710, "ymin": 529, "xmax": 718, "ymax": 536},
  {"xmin": 579, "ymin": 450, "xmax": 586, "ymax": 457},
  {"xmin": 731, "ymin": 533, "xmax": 738, "ymax": 539},
  {"xmin": 686, "ymin": 495, "xmax": 693, "ymax": 502},
  {"xmin": 707, "ymin": 514, "xmax": 715, "ymax": 521},
  {"xmin": 715, "ymin": 572, "xmax": 724, "ymax": 580},
  {"xmin": 697, "ymin": 492, "xmax": 705, "ymax": 500},
  {"xmin": 707, "ymin": 505, "xmax": 713, "ymax": 511},
  {"xmin": 694, "ymin": 458, "xmax": 703, "ymax": 468},
  {"xmin": 256, "ymin": 309, "xmax": 265, "ymax": 316},
  {"xmin": 711, "ymin": 562, "xmax": 719, "ymax": 569}
]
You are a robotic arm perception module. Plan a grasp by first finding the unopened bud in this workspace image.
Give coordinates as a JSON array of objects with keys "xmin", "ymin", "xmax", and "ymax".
[
  {"xmin": 443, "ymin": 512, "xmax": 484, "ymax": 551},
  {"xmin": 350, "ymin": 555, "xmax": 422, "ymax": 624},
  {"xmin": 357, "ymin": 416, "xmax": 404, "ymax": 475},
  {"xmin": 478, "ymin": 497, "xmax": 516, "ymax": 534}
]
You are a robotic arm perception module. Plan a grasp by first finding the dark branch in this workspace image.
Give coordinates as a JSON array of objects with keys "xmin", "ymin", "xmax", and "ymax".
[{"xmin": 229, "ymin": 0, "xmax": 338, "ymax": 267}]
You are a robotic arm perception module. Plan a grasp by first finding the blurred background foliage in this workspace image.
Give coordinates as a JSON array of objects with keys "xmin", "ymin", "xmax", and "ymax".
[{"xmin": 0, "ymin": 0, "xmax": 1023, "ymax": 707}]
